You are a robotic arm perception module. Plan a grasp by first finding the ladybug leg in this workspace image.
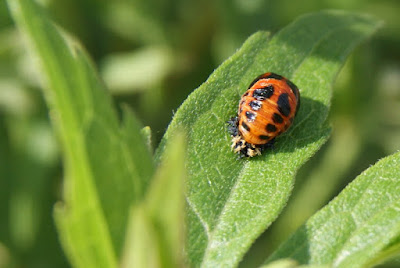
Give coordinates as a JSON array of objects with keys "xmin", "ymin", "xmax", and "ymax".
[
  {"xmin": 236, "ymin": 143, "xmax": 247, "ymax": 158},
  {"xmin": 240, "ymin": 142, "xmax": 262, "ymax": 158}
]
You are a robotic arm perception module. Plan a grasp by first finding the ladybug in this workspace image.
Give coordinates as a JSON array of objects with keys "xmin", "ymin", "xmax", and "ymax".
[{"xmin": 227, "ymin": 72, "xmax": 300, "ymax": 158}]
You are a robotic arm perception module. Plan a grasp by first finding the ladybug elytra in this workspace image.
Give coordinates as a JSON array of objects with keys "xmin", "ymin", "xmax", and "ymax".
[{"xmin": 227, "ymin": 72, "xmax": 300, "ymax": 158}]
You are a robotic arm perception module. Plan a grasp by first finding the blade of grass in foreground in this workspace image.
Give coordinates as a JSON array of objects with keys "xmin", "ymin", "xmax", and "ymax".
[
  {"xmin": 267, "ymin": 151, "xmax": 400, "ymax": 268},
  {"xmin": 8, "ymin": 0, "xmax": 154, "ymax": 267},
  {"xmin": 155, "ymin": 10, "xmax": 381, "ymax": 268},
  {"xmin": 122, "ymin": 132, "xmax": 186, "ymax": 268}
]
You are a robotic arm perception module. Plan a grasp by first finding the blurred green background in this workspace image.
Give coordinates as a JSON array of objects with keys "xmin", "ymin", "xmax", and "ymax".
[{"xmin": 1, "ymin": 0, "xmax": 399, "ymax": 267}]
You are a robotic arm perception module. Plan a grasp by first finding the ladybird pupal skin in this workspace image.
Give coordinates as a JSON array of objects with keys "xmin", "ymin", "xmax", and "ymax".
[{"xmin": 228, "ymin": 72, "xmax": 300, "ymax": 158}]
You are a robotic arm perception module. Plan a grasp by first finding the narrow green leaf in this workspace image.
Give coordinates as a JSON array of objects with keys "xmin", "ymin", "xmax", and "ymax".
[
  {"xmin": 267, "ymin": 151, "xmax": 400, "ymax": 267},
  {"xmin": 141, "ymin": 126, "xmax": 153, "ymax": 153},
  {"xmin": 260, "ymin": 259, "xmax": 300, "ymax": 268},
  {"xmin": 122, "ymin": 132, "xmax": 186, "ymax": 268},
  {"xmin": 368, "ymin": 241, "xmax": 400, "ymax": 266},
  {"xmin": 121, "ymin": 205, "xmax": 161, "ymax": 268},
  {"xmin": 146, "ymin": 131, "xmax": 186, "ymax": 268},
  {"xmin": 155, "ymin": 10, "xmax": 381, "ymax": 267},
  {"xmin": 260, "ymin": 259, "xmax": 329, "ymax": 268},
  {"xmin": 8, "ymin": 0, "xmax": 154, "ymax": 267}
]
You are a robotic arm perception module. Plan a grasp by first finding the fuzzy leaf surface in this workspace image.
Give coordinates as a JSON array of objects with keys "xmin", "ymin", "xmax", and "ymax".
[
  {"xmin": 155, "ymin": 10, "xmax": 381, "ymax": 268},
  {"xmin": 267, "ymin": 151, "xmax": 400, "ymax": 268}
]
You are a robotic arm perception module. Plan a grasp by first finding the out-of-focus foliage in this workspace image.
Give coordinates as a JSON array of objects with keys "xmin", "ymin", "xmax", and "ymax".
[{"xmin": 1, "ymin": 0, "xmax": 400, "ymax": 267}]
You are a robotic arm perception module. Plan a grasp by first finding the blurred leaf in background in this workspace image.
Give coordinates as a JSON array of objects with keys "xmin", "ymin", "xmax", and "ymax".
[{"xmin": 0, "ymin": 0, "xmax": 68, "ymax": 267}]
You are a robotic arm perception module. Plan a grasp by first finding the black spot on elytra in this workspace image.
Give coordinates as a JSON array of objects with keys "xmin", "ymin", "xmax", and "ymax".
[
  {"xmin": 277, "ymin": 93, "xmax": 291, "ymax": 117},
  {"xmin": 259, "ymin": 135, "xmax": 271, "ymax": 140},
  {"xmin": 266, "ymin": 73, "xmax": 283, "ymax": 80},
  {"xmin": 272, "ymin": 113, "xmax": 283, "ymax": 124},
  {"xmin": 249, "ymin": 100, "xmax": 262, "ymax": 111},
  {"xmin": 266, "ymin": 124, "xmax": 277, "ymax": 132},
  {"xmin": 245, "ymin": 111, "xmax": 256, "ymax": 122},
  {"xmin": 242, "ymin": 122, "xmax": 250, "ymax": 131},
  {"xmin": 253, "ymin": 85, "xmax": 274, "ymax": 100}
]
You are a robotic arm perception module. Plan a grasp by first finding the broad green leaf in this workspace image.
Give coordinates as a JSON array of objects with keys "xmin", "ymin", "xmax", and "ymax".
[
  {"xmin": 155, "ymin": 10, "xmax": 381, "ymax": 267},
  {"xmin": 122, "ymin": 132, "xmax": 186, "ymax": 268},
  {"xmin": 8, "ymin": 0, "xmax": 154, "ymax": 267},
  {"xmin": 267, "ymin": 151, "xmax": 400, "ymax": 268}
]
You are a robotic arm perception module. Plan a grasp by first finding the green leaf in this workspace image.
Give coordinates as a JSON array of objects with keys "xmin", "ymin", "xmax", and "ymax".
[
  {"xmin": 101, "ymin": 46, "xmax": 174, "ymax": 94},
  {"xmin": 260, "ymin": 259, "xmax": 301, "ymax": 268},
  {"xmin": 267, "ymin": 151, "xmax": 400, "ymax": 267},
  {"xmin": 122, "ymin": 132, "xmax": 186, "ymax": 268},
  {"xmin": 155, "ymin": 10, "xmax": 381, "ymax": 268},
  {"xmin": 8, "ymin": 0, "xmax": 154, "ymax": 267},
  {"xmin": 141, "ymin": 126, "xmax": 153, "ymax": 153},
  {"xmin": 260, "ymin": 259, "xmax": 329, "ymax": 268},
  {"xmin": 120, "ymin": 204, "xmax": 161, "ymax": 268}
]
